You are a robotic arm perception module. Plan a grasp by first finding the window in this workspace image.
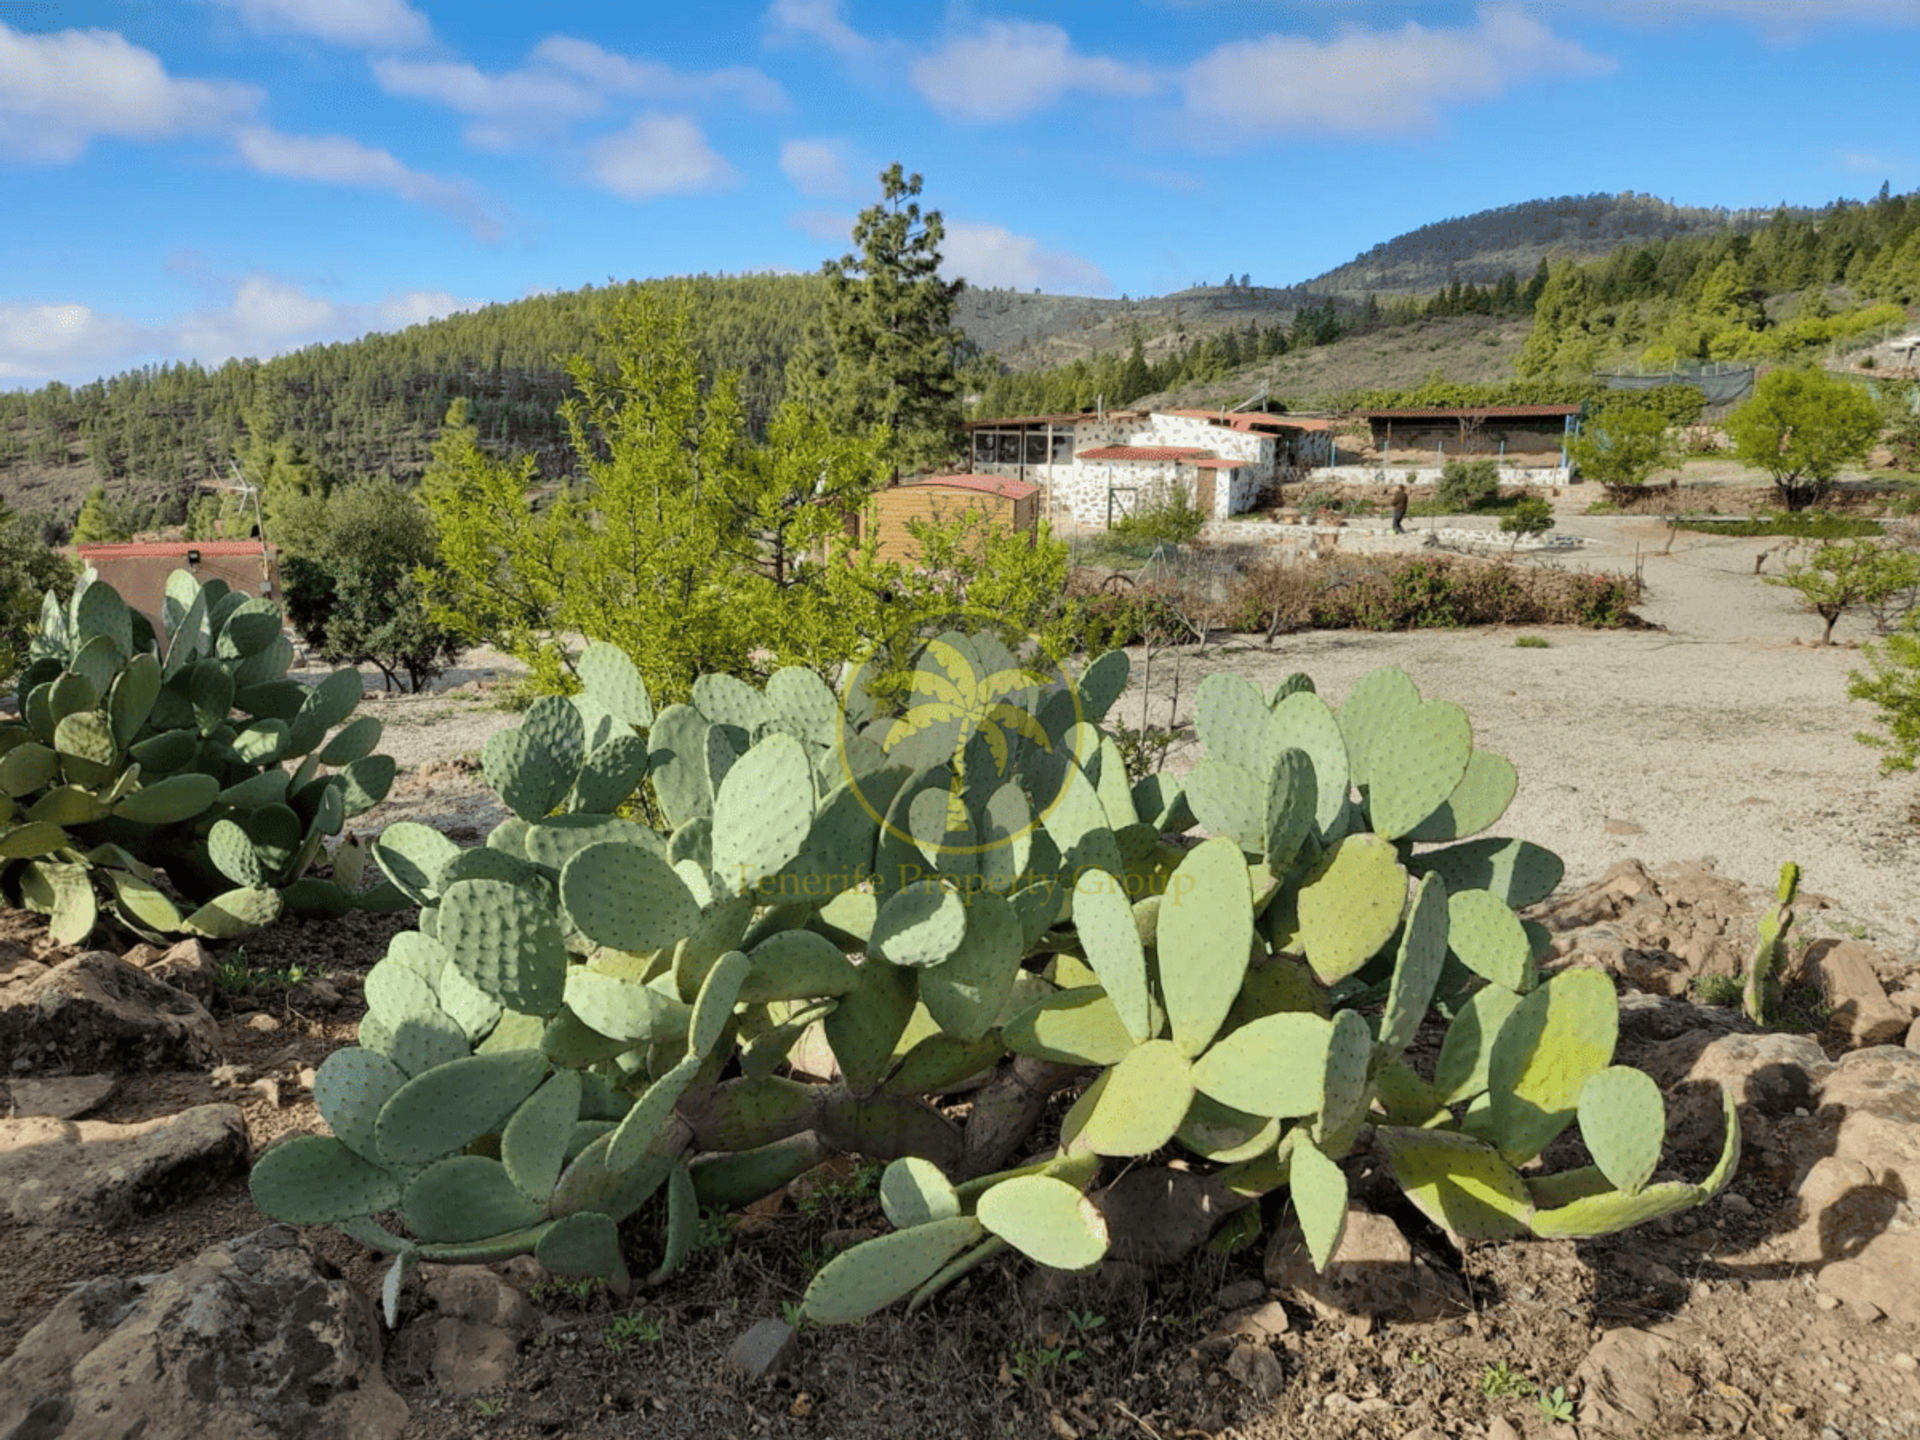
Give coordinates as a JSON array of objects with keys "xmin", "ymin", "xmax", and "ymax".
[
  {"xmin": 1024, "ymin": 433, "xmax": 1047, "ymax": 465},
  {"xmin": 973, "ymin": 432, "xmax": 995, "ymax": 464},
  {"xmin": 1051, "ymin": 432, "xmax": 1074, "ymax": 465},
  {"xmin": 996, "ymin": 433, "xmax": 1019, "ymax": 464}
]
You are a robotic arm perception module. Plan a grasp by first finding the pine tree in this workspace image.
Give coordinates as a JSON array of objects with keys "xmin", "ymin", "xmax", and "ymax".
[
  {"xmin": 787, "ymin": 164, "xmax": 965, "ymax": 478},
  {"xmin": 72, "ymin": 485, "xmax": 131, "ymax": 544}
]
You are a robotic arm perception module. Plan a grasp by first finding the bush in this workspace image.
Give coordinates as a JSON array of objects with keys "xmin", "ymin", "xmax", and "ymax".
[
  {"xmin": 1499, "ymin": 497, "xmax": 1556, "ymax": 550},
  {"xmin": 1433, "ymin": 458, "xmax": 1501, "ymax": 513},
  {"xmin": 1851, "ymin": 618, "xmax": 1920, "ymax": 770},
  {"xmin": 1107, "ymin": 489, "xmax": 1204, "ymax": 548},
  {"xmin": 1766, "ymin": 538, "xmax": 1920, "ymax": 644},
  {"xmin": 1226, "ymin": 555, "xmax": 1640, "ymax": 635},
  {"xmin": 1679, "ymin": 511, "xmax": 1884, "ymax": 539}
]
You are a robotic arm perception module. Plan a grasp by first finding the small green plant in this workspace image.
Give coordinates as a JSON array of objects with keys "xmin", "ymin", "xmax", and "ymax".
[
  {"xmin": 1536, "ymin": 1385, "xmax": 1577, "ymax": 1423},
  {"xmin": 1481, "ymin": 1361, "xmax": 1536, "ymax": 1398},
  {"xmin": 1513, "ymin": 635, "xmax": 1550, "ymax": 649},
  {"xmin": 602, "ymin": 1311, "xmax": 663, "ymax": 1350},
  {"xmin": 795, "ymin": 1160, "xmax": 884, "ymax": 1216},
  {"xmin": 1010, "ymin": 1341, "xmax": 1085, "ymax": 1387},
  {"xmin": 692, "ymin": 1206, "xmax": 735, "ymax": 1253},
  {"xmin": 529, "ymin": 1275, "xmax": 600, "ymax": 1305},
  {"xmin": 471, "ymin": 1397, "xmax": 504, "ymax": 1417},
  {"xmin": 1499, "ymin": 496, "xmax": 1556, "ymax": 552},
  {"xmin": 1743, "ymin": 862, "xmax": 1799, "ymax": 1025},
  {"xmin": 1067, "ymin": 1309, "xmax": 1107, "ymax": 1338},
  {"xmin": 212, "ymin": 947, "xmax": 311, "ymax": 992},
  {"xmin": 1690, "ymin": 974, "xmax": 1745, "ymax": 1007}
]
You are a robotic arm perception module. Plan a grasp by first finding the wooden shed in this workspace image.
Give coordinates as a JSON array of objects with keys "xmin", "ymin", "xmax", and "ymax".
[
  {"xmin": 864, "ymin": 475, "xmax": 1041, "ymax": 566},
  {"xmin": 74, "ymin": 541, "xmax": 281, "ymax": 637}
]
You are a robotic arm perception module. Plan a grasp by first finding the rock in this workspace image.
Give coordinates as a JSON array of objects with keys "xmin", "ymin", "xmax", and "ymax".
[
  {"xmin": 1807, "ymin": 1047, "xmax": 1920, "ymax": 1206},
  {"xmin": 1815, "ymin": 1229, "xmax": 1920, "ymax": 1327},
  {"xmin": 1636, "ymin": 1030, "xmax": 1830, "ymax": 1181},
  {"xmin": 725, "ymin": 1318, "xmax": 799, "ymax": 1383},
  {"xmin": 0, "ymin": 950, "xmax": 220, "ymax": 1075},
  {"xmin": 388, "ymin": 1266, "xmax": 540, "ymax": 1395},
  {"xmin": 1537, "ymin": 859, "xmax": 1763, "ymax": 996},
  {"xmin": 123, "ymin": 938, "xmax": 217, "ymax": 1000},
  {"xmin": 422, "ymin": 1265, "xmax": 539, "ymax": 1333},
  {"xmin": 1805, "ymin": 939, "xmax": 1910, "ymax": 1049},
  {"xmin": 0, "ymin": 1225, "xmax": 408, "ymax": 1440},
  {"xmin": 1263, "ymin": 1206, "xmax": 1468, "ymax": 1331},
  {"xmin": 1910, "ymin": 1016, "xmax": 1920, "ymax": 1052},
  {"xmin": 1215, "ymin": 1279, "xmax": 1265, "ymax": 1310},
  {"xmin": 244, "ymin": 1012, "xmax": 282, "ymax": 1032},
  {"xmin": 1487, "ymin": 1419, "xmax": 1523, "ymax": 1440},
  {"xmin": 0, "ymin": 1104, "xmax": 248, "ymax": 1227},
  {"xmin": 1574, "ymin": 1327, "xmax": 1692, "ymax": 1437},
  {"xmin": 1, "ymin": 1074, "xmax": 118, "ymax": 1120},
  {"xmin": 1096, "ymin": 1166, "xmax": 1245, "ymax": 1268},
  {"xmin": 1223, "ymin": 1342, "xmax": 1285, "ymax": 1399}
]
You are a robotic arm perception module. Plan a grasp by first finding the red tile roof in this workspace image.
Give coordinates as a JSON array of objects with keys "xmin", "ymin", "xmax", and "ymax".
[
  {"xmin": 1188, "ymin": 458, "xmax": 1244, "ymax": 470},
  {"xmin": 905, "ymin": 474, "xmax": 1041, "ymax": 500},
  {"xmin": 962, "ymin": 413, "xmax": 1094, "ymax": 429},
  {"xmin": 77, "ymin": 541, "xmax": 274, "ymax": 559},
  {"xmin": 1359, "ymin": 405, "xmax": 1583, "ymax": 420},
  {"xmin": 1077, "ymin": 445, "xmax": 1214, "ymax": 462}
]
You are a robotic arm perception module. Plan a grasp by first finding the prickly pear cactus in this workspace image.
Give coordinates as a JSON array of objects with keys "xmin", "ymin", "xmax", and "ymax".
[
  {"xmin": 250, "ymin": 633, "xmax": 1738, "ymax": 1327},
  {"xmin": 0, "ymin": 571, "xmax": 401, "ymax": 943}
]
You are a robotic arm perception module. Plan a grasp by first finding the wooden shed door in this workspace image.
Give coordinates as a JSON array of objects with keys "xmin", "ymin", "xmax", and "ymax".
[{"xmin": 1194, "ymin": 471, "xmax": 1216, "ymax": 520}]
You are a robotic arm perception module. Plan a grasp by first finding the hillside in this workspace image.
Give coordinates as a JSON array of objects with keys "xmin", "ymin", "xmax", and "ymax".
[{"xmin": 1305, "ymin": 192, "xmax": 1788, "ymax": 297}]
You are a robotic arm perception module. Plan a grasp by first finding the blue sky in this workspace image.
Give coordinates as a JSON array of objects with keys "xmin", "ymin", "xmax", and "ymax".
[{"xmin": 2, "ymin": 0, "xmax": 1916, "ymax": 390}]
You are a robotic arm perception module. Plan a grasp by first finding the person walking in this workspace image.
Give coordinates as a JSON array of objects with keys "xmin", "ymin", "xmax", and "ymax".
[{"xmin": 1388, "ymin": 483, "xmax": 1409, "ymax": 535}]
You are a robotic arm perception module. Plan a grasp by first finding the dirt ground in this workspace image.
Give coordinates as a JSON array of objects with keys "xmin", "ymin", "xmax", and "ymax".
[{"xmin": 6, "ymin": 478, "xmax": 1920, "ymax": 1440}]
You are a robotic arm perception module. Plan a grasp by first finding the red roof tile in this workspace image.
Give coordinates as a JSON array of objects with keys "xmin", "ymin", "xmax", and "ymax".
[
  {"xmin": 1077, "ymin": 445, "xmax": 1214, "ymax": 462},
  {"xmin": 77, "ymin": 541, "xmax": 274, "ymax": 559},
  {"xmin": 905, "ymin": 474, "xmax": 1041, "ymax": 500},
  {"xmin": 1188, "ymin": 458, "xmax": 1244, "ymax": 469}
]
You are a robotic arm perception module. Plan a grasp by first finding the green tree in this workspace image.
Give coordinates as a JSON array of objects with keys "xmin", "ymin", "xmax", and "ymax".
[
  {"xmin": 1767, "ymin": 539, "xmax": 1920, "ymax": 645},
  {"xmin": 788, "ymin": 164, "xmax": 965, "ymax": 478},
  {"xmin": 1, "ymin": 502, "xmax": 77, "ymax": 686},
  {"xmin": 1725, "ymin": 368, "xmax": 1883, "ymax": 510},
  {"xmin": 1850, "ymin": 617, "xmax": 1920, "ymax": 770},
  {"xmin": 71, "ymin": 485, "xmax": 132, "ymax": 544},
  {"xmin": 1565, "ymin": 407, "xmax": 1683, "ymax": 502},
  {"xmin": 281, "ymin": 480, "xmax": 464, "ymax": 691},
  {"xmin": 1499, "ymin": 496, "xmax": 1556, "ymax": 552}
]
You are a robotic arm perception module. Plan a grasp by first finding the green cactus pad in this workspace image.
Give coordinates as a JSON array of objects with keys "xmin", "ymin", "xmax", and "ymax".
[
  {"xmin": 365, "ymin": 956, "xmax": 445, "ymax": 1036},
  {"xmin": 739, "ymin": 930, "xmax": 859, "ymax": 1003},
  {"xmin": 605, "ymin": 1052, "xmax": 702, "ymax": 1171},
  {"xmin": 688, "ymin": 1075, "xmax": 818, "ymax": 1151},
  {"xmin": 712, "ymin": 732, "xmax": 816, "ymax": 896},
  {"xmin": 184, "ymin": 663, "xmax": 234, "ymax": 737},
  {"xmin": 125, "ymin": 728, "xmax": 195, "ymax": 774},
  {"xmin": 881, "ymin": 1031, "xmax": 1004, "ymax": 1096},
  {"xmin": 1405, "ymin": 750, "xmax": 1517, "ymax": 843},
  {"xmin": 1066, "ymin": 1040, "xmax": 1194, "ymax": 1157},
  {"xmin": 536, "ymin": 1210, "xmax": 629, "ymax": 1292},
  {"xmin": 374, "ymin": 1049, "xmax": 550, "ymax": 1169},
  {"xmin": 688, "ymin": 948, "xmax": 750, "ymax": 1058},
  {"xmin": 0, "ymin": 742, "xmax": 58, "ymax": 797},
  {"xmin": 371, "ymin": 822, "xmax": 462, "ymax": 904},
  {"xmin": 338, "ymin": 755, "xmax": 396, "ymax": 816},
  {"xmin": 1377, "ymin": 1126, "xmax": 1532, "ymax": 1240},
  {"xmin": 1071, "ymin": 867, "xmax": 1153, "ymax": 1044},
  {"xmin": 801, "ymin": 1215, "xmax": 986, "ymax": 1325},
  {"xmin": 916, "ymin": 891, "xmax": 1022, "ymax": 1042},
  {"xmin": 1129, "ymin": 772, "xmax": 1192, "ymax": 834},
  {"xmin": 689, "ymin": 1135, "xmax": 831, "ymax": 1210},
  {"xmin": 870, "ymin": 877, "xmax": 968, "ymax": 968},
  {"xmin": 1446, "ymin": 889, "xmax": 1533, "ymax": 993},
  {"xmin": 104, "ymin": 872, "xmax": 185, "ymax": 934},
  {"xmin": 1296, "ymin": 833, "xmax": 1407, "ymax": 986},
  {"xmin": 576, "ymin": 641, "xmax": 654, "ymax": 728},
  {"xmin": 1315, "ymin": 1009, "xmax": 1376, "ymax": 1152},
  {"xmin": 107, "ymin": 653, "xmax": 161, "ymax": 749},
  {"xmin": 482, "ymin": 726, "xmax": 568, "ymax": 823},
  {"xmin": 229, "ymin": 720, "xmax": 289, "ymax": 767},
  {"xmin": 1486, "ymin": 967, "xmax": 1619, "ymax": 1164},
  {"xmin": 692, "ymin": 671, "xmax": 769, "ymax": 734},
  {"xmin": 1175, "ymin": 1092, "xmax": 1282, "ymax": 1164},
  {"xmin": 563, "ymin": 968, "xmax": 688, "ymax": 1045},
  {"xmin": 48, "ymin": 669, "xmax": 101, "ymax": 727},
  {"xmin": 314, "ymin": 1047, "xmax": 410, "ymax": 1163},
  {"xmin": 230, "ymin": 635, "xmax": 293, "ymax": 691},
  {"xmin": 1366, "ymin": 698, "xmax": 1473, "ymax": 840},
  {"xmin": 249, "ymin": 1134, "xmax": 407, "ymax": 1225},
  {"xmin": 1433, "ymin": 983, "xmax": 1525, "ymax": 1103},
  {"xmin": 441, "ymin": 876, "xmax": 568, "ymax": 1016},
  {"xmin": 648, "ymin": 704, "xmax": 713, "ymax": 828},
  {"xmin": 762, "ymin": 666, "xmax": 838, "ymax": 747},
  {"xmin": 216, "ymin": 603, "xmax": 281, "ymax": 659},
  {"xmin": 1577, "ymin": 1066, "xmax": 1666, "ymax": 1198},
  {"xmin": 1194, "ymin": 671, "xmax": 1275, "ymax": 774},
  {"xmin": 501, "ymin": 1069, "xmax": 585, "ymax": 1202},
  {"xmin": 1288, "ymin": 1137, "xmax": 1351, "ymax": 1272},
  {"xmin": 824, "ymin": 957, "xmax": 917, "ymax": 1093},
  {"xmin": 1004, "ymin": 986, "xmax": 1136, "ymax": 1067},
  {"xmin": 1373, "ymin": 1057, "xmax": 1447, "ymax": 1127},
  {"xmin": 1157, "ymin": 837, "xmax": 1254, "ymax": 1059},
  {"xmin": 403, "ymin": 1156, "xmax": 547, "ymax": 1243},
  {"xmin": 1075, "ymin": 649, "xmax": 1129, "ymax": 723},
  {"xmin": 1192, "ymin": 1011, "xmax": 1332, "ymax": 1118},
  {"xmin": 1181, "ymin": 758, "xmax": 1267, "ymax": 852},
  {"xmin": 1377, "ymin": 873, "xmax": 1449, "ymax": 1062},
  {"xmin": 571, "ymin": 733, "xmax": 650, "ymax": 814},
  {"xmin": 977, "ymin": 1174, "xmax": 1109, "ymax": 1271},
  {"xmin": 1264, "ymin": 749, "xmax": 1317, "ymax": 874},
  {"xmin": 1267, "ymin": 690, "xmax": 1351, "ymax": 840},
  {"xmin": 880, "ymin": 1156, "xmax": 962, "ymax": 1229},
  {"xmin": 558, "ymin": 841, "xmax": 701, "ymax": 954},
  {"xmin": 1407, "ymin": 837, "xmax": 1564, "ymax": 909},
  {"xmin": 73, "ymin": 580, "xmax": 133, "ymax": 656},
  {"xmin": 180, "ymin": 886, "xmax": 283, "ymax": 939},
  {"xmin": 383, "ymin": 1009, "xmax": 480, "ymax": 1076},
  {"xmin": 1528, "ymin": 1180, "xmax": 1705, "ymax": 1239},
  {"xmin": 1, "ymin": 820, "xmax": 72, "ymax": 859},
  {"xmin": 216, "ymin": 768, "xmax": 290, "ymax": 811},
  {"xmin": 1336, "ymin": 666, "xmax": 1420, "ymax": 791},
  {"xmin": 547, "ymin": 1127, "xmax": 674, "ymax": 1222}
]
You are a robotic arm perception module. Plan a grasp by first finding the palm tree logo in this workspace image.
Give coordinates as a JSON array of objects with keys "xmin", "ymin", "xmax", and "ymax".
[{"xmin": 882, "ymin": 637, "xmax": 1052, "ymax": 834}]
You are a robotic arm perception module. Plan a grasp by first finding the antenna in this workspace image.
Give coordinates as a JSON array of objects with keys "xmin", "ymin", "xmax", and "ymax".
[{"xmin": 194, "ymin": 461, "xmax": 275, "ymax": 594}]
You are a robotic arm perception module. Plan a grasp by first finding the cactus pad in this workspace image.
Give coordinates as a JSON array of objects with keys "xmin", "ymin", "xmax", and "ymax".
[
  {"xmin": 712, "ymin": 732, "xmax": 815, "ymax": 895},
  {"xmin": 1366, "ymin": 698, "xmax": 1473, "ymax": 840},
  {"xmin": 249, "ymin": 1134, "xmax": 407, "ymax": 1225},
  {"xmin": 1577, "ymin": 1065, "xmax": 1666, "ymax": 1197},
  {"xmin": 501, "ymin": 1069, "xmax": 584, "ymax": 1202},
  {"xmin": 374, "ymin": 1049, "xmax": 550, "ymax": 1168},
  {"xmin": 1446, "ymin": 888, "xmax": 1532, "ymax": 993},
  {"xmin": 1157, "ymin": 838, "xmax": 1254, "ymax": 1058},
  {"xmin": 1192, "ymin": 1011, "xmax": 1331, "ymax": 1118},
  {"xmin": 880, "ymin": 1155, "xmax": 962, "ymax": 1229},
  {"xmin": 801, "ymin": 1215, "xmax": 986, "ymax": 1325},
  {"xmin": 1071, "ymin": 867, "xmax": 1153, "ymax": 1044},
  {"xmin": 1377, "ymin": 1125, "xmax": 1533, "ymax": 1240},
  {"xmin": 977, "ymin": 1174, "xmax": 1109, "ymax": 1271},
  {"xmin": 1296, "ymin": 834, "xmax": 1407, "ymax": 986},
  {"xmin": 313, "ymin": 1047, "xmax": 410, "ymax": 1163},
  {"xmin": 1066, "ymin": 1040, "xmax": 1194, "ymax": 1157},
  {"xmin": 1376, "ymin": 873, "xmax": 1449, "ymax": 1062},
  {"xmin": 1486, "ymin": 967, "xmax": 1619, "ymax": 1164},
  {"xmin": 403, "ymin": 1156, "xmax": 546, "ymax": 1243},
  {"xmin": 1287, "ymin": 1137, "xmax": 1350, "ymax": 1272},
  {"xmin": 559, "ymin": 841, "xmax": 701, "ymax": 953},
  {"xmin": 1194, "ymin": 671, "xmax": 1275, "ymax": 775},
  {"xmin": 441, "ymin": 877, "xmax": 569, "ymax": 1016}
]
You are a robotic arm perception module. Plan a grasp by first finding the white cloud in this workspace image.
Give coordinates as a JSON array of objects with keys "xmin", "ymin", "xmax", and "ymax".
[
  {"xmin": 0, "ymin": 23, "xmax": 259, "ymax": 162},
  {"xmin": 941, "ymin": 223, "xmax": 1111, "ymax": 295},
  {"xmin": 0, "ymin": 276, "xmax": 482, "ymax": 385},
  {"xmin": 1563, "ymin": 0, "xmax": 1918, "ymax": 41},
  {"xmin": 532, "ymin": 37, "xmax": 786, "ymax": 112},
  {"xmin": 789, "ymin": 208, "xmax": 854, "ymax": 242},
  {"xmin": 780, "ymin": 138, "xmax": 858, "ymax": 197},
  {"xmin": 587, "ymin": 116, "xmax": 738, "ymax": 201},
  {"xmin": 209, "ymin": 0, "xmax": 432, "ymax": 49},
  {"xmin": 234, "ymin": 126, "xmax": 501, "ymax": 239},
  {"xmin": 763, "ymin": 0, "xmax": 876, "ymax": 58},
  {"xmin": 911, "ymin": 21, "xmax": 1155, "ymax": 124},
  {"xmin": 1181, "ymin": 5, "xmax": 1613, "ymax": 141}
]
